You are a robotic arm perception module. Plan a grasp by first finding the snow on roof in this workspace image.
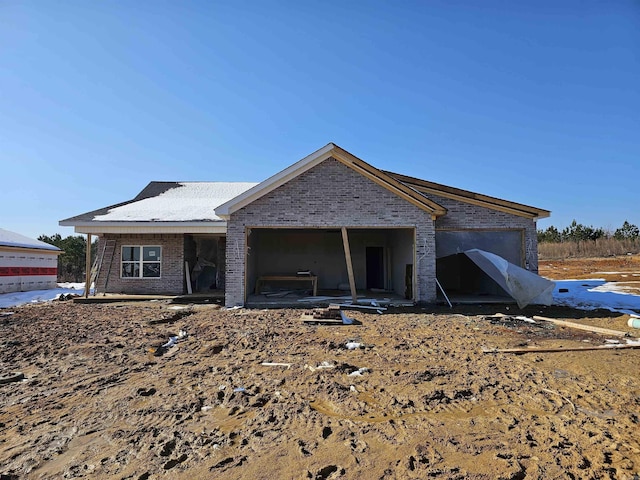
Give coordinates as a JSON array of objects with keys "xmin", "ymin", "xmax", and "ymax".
[
  {"xmin": 0, "ymin": 228, "xmax": 61, "ymax": 251},
  {"xmin": 93, "ymin": 182, "xmax": 258, "ymax": 222}
]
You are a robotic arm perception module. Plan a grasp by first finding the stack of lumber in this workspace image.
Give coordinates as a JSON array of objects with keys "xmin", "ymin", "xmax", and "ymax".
[
  {"xmin": 311, "ymin": 305, "xmax": 342, "ymax": 320},
  {"xmin": 301, "ymin": 305, "xmax": 361, "ymax": 325}
]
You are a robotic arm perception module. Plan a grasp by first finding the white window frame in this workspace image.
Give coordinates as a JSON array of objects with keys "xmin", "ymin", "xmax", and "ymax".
[{"xmin": 121, "ymin": 245, "xmax": 162, "ymax": 279}]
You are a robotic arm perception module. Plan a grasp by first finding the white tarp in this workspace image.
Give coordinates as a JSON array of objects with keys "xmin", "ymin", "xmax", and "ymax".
[{"xmin": 463, "ymin": 249, "xmax": 555, "ymax": 308}]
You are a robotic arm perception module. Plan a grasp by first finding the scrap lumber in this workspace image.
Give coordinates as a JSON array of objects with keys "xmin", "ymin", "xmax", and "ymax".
[
  {"xmin": 312, "ymin": 305, "xmax": 342, "ymax": 319},
  {"xmin": 301, "ymin": 306, "xmax": 362, "ymax": 325},
  {"xmin": 0, "ymin": 372, "xmax": 25, "ymax": 385},
  {"xmin": 532, "ymin": 316, "xmax": 632, "ymax": 338},
  {"xmin": 301, "ymin": 313, "xmax": 344, "ymax": 325},
  {"xmin": 483, "ymin": 343, "xmax": 640, "ymax": 354}
]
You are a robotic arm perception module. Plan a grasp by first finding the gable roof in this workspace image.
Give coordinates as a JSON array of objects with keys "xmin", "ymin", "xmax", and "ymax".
[
  {"xmin": 0, "ymin": 228, "xmax": 61, "ymax": 252},
  {"xmin": 60, "ymin": 144, "xmax": 550, "ymax": 235},
  {"xmin": 60, "ymin": 182, "xmax": 257, "ymax": 234},
  {"xmin": 386, "ymin": 171, "xmax": 551, "ymax": 219},
  {"xmin": 215, "ymin": 143, "xmax": 447, "ymax": 219}
]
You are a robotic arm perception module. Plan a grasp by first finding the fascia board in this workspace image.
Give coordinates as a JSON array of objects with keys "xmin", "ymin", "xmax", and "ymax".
[
  {"xmin": 0, "ymin": 245, "xmax": 63, "ymax": 255},
  {"xmin": 215, "ymin": 143, "xmax": 336, "ymax": 218},
  {"xmin": 59, "ymin": 220, "xmax": 223, "ymax": 227},
  {"xmin": 64, "ymin": 222, "xmax": 228, "ymax": 235},
  {"xmin": 386, "ymin": 172, "xmax": 550, "ymax": 219}
]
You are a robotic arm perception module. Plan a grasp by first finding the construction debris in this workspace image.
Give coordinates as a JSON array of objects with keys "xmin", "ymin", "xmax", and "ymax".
[
  {"xmin": 301, "ymin": 306, "xmax": 362, "ymax": 325},
  {"xmin": 532, "ymin": 315, "xmax": 633, "ymax": 338},
  {"xmin": 483, "ymin": 343, "xmax": 640, "ymax": 354},
  {"xmin": 0, "ymin": 372, "xmax": 25, "ymax": 385},
  {"xmin": 260, "ymin": 362, "xmax": 292, "ymax": 368},
  {"xmin": 304, "ymin": 361, "xmax": 335, "ymax": 372}
]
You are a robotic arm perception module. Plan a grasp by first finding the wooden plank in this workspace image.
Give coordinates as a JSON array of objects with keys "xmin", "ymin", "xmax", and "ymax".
[
  {"xmin": 260, "ymin": 362, "xmax": 292, "ymax": 368},
  {"xmin": 532, "ymin": 316, "xmax": 632, "ymax": 338},
  {"xmin": 483, "ymin": 343, "xmax": 640, "ymax": 354},
  {"xmin": 341, "ymin": 227, "xmax": 357, "ymax": 303},
  {"xmin": 185, "ymin": 261, "xmax": 193, "ymax": 295},
  {"xmin": 332, "ymin": 303, "xmax": 386, "ymax": 311}
]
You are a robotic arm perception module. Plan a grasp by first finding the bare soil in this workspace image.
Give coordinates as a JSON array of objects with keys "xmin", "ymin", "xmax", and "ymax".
[{"xmin": 1, "ymin": 260, "xmax": 640, "ymax": 479}]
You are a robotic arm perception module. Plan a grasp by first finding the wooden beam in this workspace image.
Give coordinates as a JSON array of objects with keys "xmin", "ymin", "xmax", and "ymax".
[
  {"xmin": 341, "ymin": 227, "xmax": 357, "ymax": 303},
  {"xmin": 532, "ymin": 316, "xmax": 632, "ymax": 338},
  {"xmin": 85, "ymin": 233, "xmax": 91, "ymax": 298},
  {"xmin": 483, "ymin": 344, "xmax": 640, "ymax": 354}
]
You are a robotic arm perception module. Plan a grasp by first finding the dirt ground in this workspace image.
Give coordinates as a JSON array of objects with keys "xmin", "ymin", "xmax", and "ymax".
[{"xmin": 1, "ymin": 258, "xmax": 640, "ymax": 479}]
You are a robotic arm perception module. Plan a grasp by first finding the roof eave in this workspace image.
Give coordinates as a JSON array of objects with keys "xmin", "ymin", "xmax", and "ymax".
[
  {"xmin": 59, "ymin": 220, "xmax": 228, "ymax": 235},
  {"xmin": 386, "ymin": 171, "xmax": 550, "ymax": 219}
]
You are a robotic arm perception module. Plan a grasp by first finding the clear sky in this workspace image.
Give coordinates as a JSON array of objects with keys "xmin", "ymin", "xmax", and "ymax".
[{"xmin": 1, "ymin": 0, "xmax": 638, "ymax": 240}]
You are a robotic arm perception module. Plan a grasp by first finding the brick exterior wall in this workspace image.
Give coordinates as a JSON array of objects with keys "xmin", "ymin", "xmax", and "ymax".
[
  {"xmin": 225, "ymin": 157, "xmax": 437, "ymax": 307},
  {"xmin": 96, "ymin": 234, "xmax": 184, "ymax": 295},
  {"xmin": 422, "ymin": 193, "xmax": 540, "ymax": 272}
]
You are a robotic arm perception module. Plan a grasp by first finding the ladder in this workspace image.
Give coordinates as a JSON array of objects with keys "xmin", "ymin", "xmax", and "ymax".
[{"xmin": 91, "ymin": 239, "xmax": 116, "ymax": 295}]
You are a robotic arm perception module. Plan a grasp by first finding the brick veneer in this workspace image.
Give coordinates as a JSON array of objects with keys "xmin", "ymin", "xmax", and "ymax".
[
  {"xmin": 225, "ymin": 157, "xmax": 437, "ymax": 307},
  {"xmin": 96, "ymin": 234, "xmax": 184, "ymax": 295}
]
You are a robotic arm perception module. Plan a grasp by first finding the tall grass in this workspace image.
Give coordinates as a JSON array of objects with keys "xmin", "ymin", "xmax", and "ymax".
[{"xmin": 539, "ymin": 238, "xmax": 640, "ymax": 260}]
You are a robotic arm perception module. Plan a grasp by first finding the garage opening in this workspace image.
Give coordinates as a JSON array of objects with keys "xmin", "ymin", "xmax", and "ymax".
[
  {"xmin": 435, "ymin": 229, "xmax": 524, "ymax": 303},
  {"xmin": 246, "ymin": 227, "xmax": 415, "ymax": 306}
]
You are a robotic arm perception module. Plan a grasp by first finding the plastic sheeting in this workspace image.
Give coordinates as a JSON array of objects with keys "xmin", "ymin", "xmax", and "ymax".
[{"xmin": 463, "ymin": 249, "xmax": 555, "ymax": 308}]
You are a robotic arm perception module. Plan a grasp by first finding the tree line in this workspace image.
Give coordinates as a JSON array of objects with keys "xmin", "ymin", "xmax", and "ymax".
[
  {"xmin": 38, "ymin": 234, "xmax": 98, "ymax": 282},
  {"xmin": 538, "ymin": 220, "xmax": 639, "ymax": 243}
]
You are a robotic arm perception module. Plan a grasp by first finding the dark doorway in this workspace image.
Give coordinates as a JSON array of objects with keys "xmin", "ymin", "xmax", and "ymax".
[{"xmin": 366, "ymin": 247, "xmax": 385, "ymax": 290}]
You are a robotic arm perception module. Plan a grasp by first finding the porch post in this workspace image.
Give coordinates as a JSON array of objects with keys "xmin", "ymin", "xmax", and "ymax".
[{"xmin": 85, "ymin": 233, "xmax": 91, "ymax": 298}]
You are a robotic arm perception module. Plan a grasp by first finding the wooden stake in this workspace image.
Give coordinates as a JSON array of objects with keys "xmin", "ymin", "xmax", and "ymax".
[
  {"xmin": 532, "ymin": 316, "xmax": 632, "ymax": 338},
  {"xmin": 341, "ymin": 227, "xmax": 357, "ymax": 303}
]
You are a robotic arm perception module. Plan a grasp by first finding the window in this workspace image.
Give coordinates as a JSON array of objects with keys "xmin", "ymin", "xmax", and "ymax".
[{"xmin": 121, "ymin": 246, "xmax": 161, "ymax": 278}]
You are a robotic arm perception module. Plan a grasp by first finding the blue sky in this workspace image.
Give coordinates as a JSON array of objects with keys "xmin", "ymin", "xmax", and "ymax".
[{"xmin": 1, "ymin": 0, "xmax": 638, "ymax": 239}]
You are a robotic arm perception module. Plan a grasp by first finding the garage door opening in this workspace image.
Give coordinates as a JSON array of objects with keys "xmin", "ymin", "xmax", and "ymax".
[
  {"xmin": 435, "ymin": 229, "xmax": 524, "ymax": 304},
  {"xmin": 437, "ymin": 253, "xmax": 512, "ymax": 302},
  {"xmin": 245, "ymin": 227, "xmax": 415, "ymax": 306}
]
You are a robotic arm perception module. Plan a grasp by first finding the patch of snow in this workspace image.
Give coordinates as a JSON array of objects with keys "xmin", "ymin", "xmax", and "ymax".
[
  {"xmin": 93, "ymin": 182, "xmax": 257, "ymax": 222},
  {"xmin": 0, "ymin": 283, "xmax": 92, "ymax": 308},
  {"xmin": 0, "ymin": 228, "xmax": 61, "ymax": 251},
  {"xmin": 553, "ymin": 279, "xmax": 640, "ymax": 316}
]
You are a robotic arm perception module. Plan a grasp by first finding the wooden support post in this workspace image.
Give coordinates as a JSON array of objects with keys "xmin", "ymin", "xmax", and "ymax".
[
  {"xmin": 85, "ymin": 233, "xmax": 92, "ymax": 298},
  {"xmin": 341, "ymin": 227, "xmax": 357, "ymax": 303}
]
